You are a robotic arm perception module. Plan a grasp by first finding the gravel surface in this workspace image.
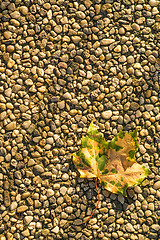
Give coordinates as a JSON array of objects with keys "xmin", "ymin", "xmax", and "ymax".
[{"xmin": 0, "ymin": 0, "xmax": 160, "ymax": 239}]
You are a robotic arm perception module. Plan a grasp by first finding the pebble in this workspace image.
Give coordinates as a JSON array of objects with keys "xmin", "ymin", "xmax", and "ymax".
[
  {"xmin": 33, "ymin": 165, "xmax": 44, "ymax": 174},
  {"xmin": 5, "ymin": 122, "xmax": 16, "ymax": 131},
  {"xmin": 17, "ymin": 206, "xmax": 28, "ymax": 213},
  {"xmin": 20, "ymin": 6, "xmax": 28, "ymax": 15},
  {"xmin": 100, "ymin": 39, "xmax": 115, "ymax": 45},
  {"xmin": 7, "ymin": 59, "xmax": 15, "ymax": 68},
  {"xmin": 10, "ymin": 202, "xmax": 18, "ymax": 211},
  {"xmin": 60, "ymin": 187, "xmax": 67, "ymax": 196},
  {"xmin": 46, "ymin": 189, "xmax": 54, "ymax": 198},
  {"xmin": 24, "ymin": 216, "xmax": 33, "ymax": 225},
  {"xmin": 149, "ymin": 0, "xmax": 160, "ymax": 7},
  {"xmin": 105, "ymin": 216, "xmax": 115, "ymax": 225},
  {"xmin": 153, "ymin": 181, "xmax": 160, "ymax": 190},
  {"xmin": 52, "ymin": 226, "xmax": 59, "ymax": 234},
  {"xmin": 125, "ymin": 223, "xmax": 135, "ymax": 232},
  {"xmin": 102, "ymin": 110, "xmax": 112, "ymax": 119}
]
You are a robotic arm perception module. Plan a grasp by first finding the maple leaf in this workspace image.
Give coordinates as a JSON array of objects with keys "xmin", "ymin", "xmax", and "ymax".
[{"xmin": 73, "ymin": 122, "xmax": 151, "ymax": 197}]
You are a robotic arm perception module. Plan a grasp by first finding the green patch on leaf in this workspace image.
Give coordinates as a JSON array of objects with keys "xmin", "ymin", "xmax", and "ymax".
[
  {"xmin": 77, "ymin": 151, "xmax": 91, "ymax": 167},
  {"xmin": 121, "ymin": 177, "xmax": 124, "ymax": 182},
  {"xmin": 81, "ymin": 137, "xmax": 92, "ymax": 149},
  {"xmin": 111, "ymin": 168, "xmax": 118, "ymax": 174},
  {"xmin": 118, "ymin": 130, "xmax": 125, "ymax": 139},
  {"xmin": 142, "ymin": 166, "xmax": 152, "ymax": 176},
  {"xmin": 110, "ymin": 180, "xmax": 115, "ymax": 185},
  {"xmin": 115, "ymin": 181, "xmax": 122, "ymax": 187},
  {"xmin": 97, "ymin": 155, "xmax": 108, "ymax": 171},
  {"xmin": 77, "ymin": 163, "xmax": 84, "ymax": 168},
  {"xmin": 129, "ymin": 150, "xmax": 136, "ymax": 159},
  {"xmin": 102, "ymin": 169, "xmax": 109, "ymax": 174},
  {"xmin": 117, "ymin": 183, "xmax": 129, "ymax": 196},
  {"xmin": 107, "ymin": 140, "xmax": 123, "ymax": 151}
]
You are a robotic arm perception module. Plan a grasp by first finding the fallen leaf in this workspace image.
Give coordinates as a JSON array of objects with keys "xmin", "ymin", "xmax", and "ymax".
[{"xmin": 73, "ymin": 122, "xmax": 151, "ymax": 197}]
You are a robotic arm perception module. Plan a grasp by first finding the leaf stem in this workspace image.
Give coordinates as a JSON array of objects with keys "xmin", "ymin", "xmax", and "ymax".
[{"xmin": 84, "ymin": 178, "xmax": 100, "ymax": 223}]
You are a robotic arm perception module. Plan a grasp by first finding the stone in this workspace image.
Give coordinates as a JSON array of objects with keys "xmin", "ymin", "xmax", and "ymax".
[
  {"xmin": 5, "ymin": 122, "xmax": 16, "ymax": 131},
  {"xmin": 57, "ymin": 101, "xmax": 65, "ymax": 109},
  {"xmin": 130, "ymin": 102, "xmax": 139, "ymax": 110},
  {"xmin": 10, "ymin": 201, "xmax": 18, "ymax": 210},
  {"xmin": 52, "ymin": 226, "xmax": 59, "ymax": 234},
  {"xmin": 132, "ymin": 23, "xmax": 140, "ymax": 31},
  {"xmin": 20, "ymin": 6, "xmax": 28, "ymax": 15},
  {"xmin": 7, "ymin": 59, "xmax": 15, "ymax": 68},
  {"xmin": 105, "ymin": 216, "xmax": 115, "ymax": 225},
  {"xmin": 74, "ymin": 219, "xmax": 83, "ymax": 225},
  {"xmin": 10, "ymin": 11, "xmax": 21, "ymax": 19},
  {"xmin": 4, "ymin": 190, "xmax": 10, "ymax": 207},
  {"xmin": 21, "ymin": 229, "xmax": 30, "ymax": 237},
  {"xmin": 100, "ymin": 39, "xmax": 115, "ymax": 45},
  {"xmin": 62, "ymin": 173, "xmax": 69, "ymax": 181},
  {"xmin": 46, "ymin": 189, "xmax": 54, "ymax": 198},
  {"xmin": 33, "ymin": 165, "xmax": 44, "ymax": 174},
  {"xmin": 125, "ymin": 223, "xmax": 135, "ymax": 232},
  {"xmin": 102, "ymin": 110, "xmax": 112, "ymax": 119},
  {"xmin": 71, "ymin": 36, "xmax": 81, "ymax": 43},
  {"xmin": 119, "ymin": 55, "xmax": 127, "ymax": 63},
  {"xmin": 60, "ymin": 186, "xmax": 67, "ymax": 196},
  {"xmin": 149, "ymin": 0, "xmax": 160, "ymax": 7},
  {"xmin": 24, "ymin": 216, "xmax": 33, "ymax": 225},
  {"xmin": 151, "ymin": 224, "xmax": 160, "ymax": 232},
  {"xmin": 17, "ymin": 205, "xmax": 28, "ymax": 213},
  {"xmin": 4, "ymin": 31, "xmax": 12, "ymax": 39},
  {"xmin": 114, "ymin": 45, "xmax": 121, "ymax": 52},
  {"xmin": 63, "ymin": 92, "xmax": 72, "ymax": 100},
  {"xmin": 153, "ymin": 181, "xmax": 160, "ymax": 190}
]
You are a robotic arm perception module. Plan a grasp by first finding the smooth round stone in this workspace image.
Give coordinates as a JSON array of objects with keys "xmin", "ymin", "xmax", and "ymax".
[
  {"xmin": 134, "ymin": 186, "xmax": 142, "ymax": 194},
  {"xmin": 43, "ymin": 3, "xmax": 51, "ymax": 9},
  {"xmin": 139, "ymin": 145, "xmax": 146, "ymax": 154},
  {"xmin": 127, "ymin": 56, "xmax": 134, "ymax": 64},
  {"xmin": 54, "ymin": 25, "xmax": 62, "ymax": 33},
  {"xmin": 7, "ymin": 45, "xmax": 15, "ymax": 53},
  {"xmin": 62, "ymin": 173, "xmax": 69, "ymax": 181},
  {"xmin": 132, "ymin": 23, "xmax": 140, "ymax": 31},
  {"xmin": 148, "ymin": 55, "xmax": 156, "ymax": 63},
  {"xmin": 33, "ymin": 165, "xmax": 44, "ymax": 174},
  {"xmin": 10, "ymin": 201, "xmax": 18, "ymax": 210},
  {"xmin": 145, "ymin": 210, "xmax": 152, "ymax": 217},
  {"xmin": 125, "ymin": 223, "xmax": 135, "ymax": 232},
  {"xmin": 71, "ymin": 36, "xmax": 81, "ymax": 43},
  {"xmin": 5, "ymin": 122, "xmax": 16, "ymax": 131},
  {"xmin": 102, "ymin": 110, "xmax": 112, "ymax": 119},
  {"xmin": 63, "ymin": 92, "xmax": 72, "ymax": 100},
  {"xmin": 46, "ymin": 189, "xmax": 54, "ymax": 197},
  {"xmin": 65, "ymin": 206, "xmax": 73, "ymax": 214},
  {"xmin": 153, "ymin": 181, "xmax": 160, "ymax": 190},
  {"xmin": 119, "ymin": 55, "xmax": 126, "ymax": 63},
  {"xmin": 17, "ymin": 205, "xmax": 28, "ymax": 213},
  {"xmin": 149, "ymin": 0, "xmax": 159, "ymax": 6},
  {"xmin": 4, "ymin": 31, "xmax": 12, "ymax": 39},
  {"xmin": 20, "ymin": 6, "xmax": 28, "ymax": 15},
  {"xmin": 10, "ymin": 11, "xmax": 21, "ymax": 19}
]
